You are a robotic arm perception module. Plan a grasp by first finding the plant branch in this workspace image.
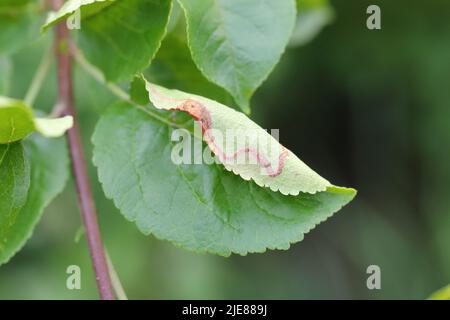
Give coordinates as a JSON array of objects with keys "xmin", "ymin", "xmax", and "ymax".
[
  {"xmin": 24, "ymin": 46, "xmax": 52, "ymax": 107},
  {"xmin": 52, "ymin": 0, "xmax": 114, "ymax": 300}
]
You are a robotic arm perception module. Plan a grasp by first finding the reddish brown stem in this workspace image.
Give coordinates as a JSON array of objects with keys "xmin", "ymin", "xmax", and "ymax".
[{"xmin": 52, "ymin": 0, "xmax": 114, "ymax": 300}]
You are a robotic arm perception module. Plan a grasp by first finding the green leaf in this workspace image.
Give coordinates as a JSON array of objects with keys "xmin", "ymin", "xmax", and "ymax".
[
  {"xmin": 42, "ymin": 0, "xmax": 116, "ymax": 31},
  {"xmin": 0, "ymin": 96, "xmax": 73, "ymax": 143},
  {"xmin": 0, "ymin": 96, "xmax": 35, "ymax": 143},
  {"xmin": 290, "ymin": 0, "xmax": 334, "ymax": 47},
  {"xmin": 0, "ymin": 142, "xmax": 30, "ymax": 260},
  {"xmin": 0, "ymin": 135, "xmax": 69, "ymax": 265},
  {"xmin": 178, "ymin": 0, "xmax": 296, "ymax": 112},
  {"xmin": 92, "ymin": 101, "xmax": 356, "ymax": 256},
  {"xmin": 0, "ymin": 0, "xmax": 40, "ymax": 55},
  {"xmin": 43, "ymin": 0, "xmax": 172, "ymax": 81}
]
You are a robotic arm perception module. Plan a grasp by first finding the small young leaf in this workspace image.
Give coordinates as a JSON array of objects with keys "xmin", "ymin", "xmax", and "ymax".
[
  {"xmin": 34, "ymin": 116, "xmax": 74, "ymax": 138},
  {"xmin": 178, "ymin": 0, "xmax": 296, "ymax": 112},
  {"xmin": 0, "ymin": 135, "xmax": 69, "ymax": 265},
  {"xmin": 0, "ymin": 96, "xmax": 73, "ymax": 143},
  {"xmin": 0, "ymin": 97, "xmax": 35, "ymax": 143},
  {"xmin": 133, "ymin": 77, "xmax": 330, "ymax": 196},
  {"xmin": 43, "ymin": 0, "xmax": 172, "ymax": 81},
  {"xmin": 92, "ymin": 102, "xmax": 356, "ymax": 256},
  {"xmin": 0, "ymin": 142, "xmax": 30, "ymax": 261}
]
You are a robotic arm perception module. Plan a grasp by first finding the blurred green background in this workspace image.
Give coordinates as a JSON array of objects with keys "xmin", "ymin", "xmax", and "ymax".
[{"xmin": 1, "ymin": 0, "xmax": 449, "ymax": 299}]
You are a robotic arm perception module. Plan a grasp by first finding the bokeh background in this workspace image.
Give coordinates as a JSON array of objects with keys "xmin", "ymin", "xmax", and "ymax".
[{"xmin": 1, "ymin": 0, "xmax": 449, "ymax": 299}]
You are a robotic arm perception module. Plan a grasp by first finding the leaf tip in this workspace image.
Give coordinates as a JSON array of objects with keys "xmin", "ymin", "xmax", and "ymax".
[{"xmin": 34, "ymin": 116, "xmax": 74, "ymax": 138}]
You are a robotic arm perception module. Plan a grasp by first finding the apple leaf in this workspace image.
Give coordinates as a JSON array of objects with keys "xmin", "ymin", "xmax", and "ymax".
[
  {"xmin": 178, "ymin": 0, "xmax": 296, "ymax": 112},
  {"xmin": 92, "ymin": 101, "xmax": 356, "ymax": 256},
  {"xmin": 0, "ymin": 142, "xmax": 30, "ymax": 261},
  {"xmin": 42, "ymin": 0, "xmax": 172, "ymax": 81},
  {"xmin": 0, "ymin": 135, "xmax": 69, "ymax": 265}
]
